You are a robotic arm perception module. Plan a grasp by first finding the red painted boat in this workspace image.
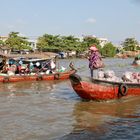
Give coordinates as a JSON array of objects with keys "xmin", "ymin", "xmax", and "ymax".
[
  {"xmin": 70, "ymin": 74, "xmax": 140, "ymax": 101},
  {"xmin": 0, "ymin": 69, "xmax": 76, "ymax": 83},
  {"xmin": 0, "ymin": 52, "xmax": 77, "ymax": 83}
]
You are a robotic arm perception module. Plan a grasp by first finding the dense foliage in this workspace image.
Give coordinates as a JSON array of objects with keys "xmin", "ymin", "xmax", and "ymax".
[
  {"xmin": 37, "ymin": 34, "xmax": 103, "ymax": 53},
  {"xmin": 101, "ymin": 42, "xmax": 116, "ymax": 57},
  {"xmin": 0, "ymin": 40, "xmax": 5, "ymax": 46},
  {"xmin": 1, "ymin": 32, "xmax": 140, "ymax": 57},
  {"xmin": 5, "ymin": 32, "xmax": 32, "ymax": 51},
  {"xmin": 121, "ymin": 38, "xmax": 139, "ymax": 51}
]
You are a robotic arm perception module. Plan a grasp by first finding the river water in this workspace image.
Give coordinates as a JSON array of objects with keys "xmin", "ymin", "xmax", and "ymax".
[{"xmin": 0, "ymin": 58, "xmax": 140, "ymax": 140}]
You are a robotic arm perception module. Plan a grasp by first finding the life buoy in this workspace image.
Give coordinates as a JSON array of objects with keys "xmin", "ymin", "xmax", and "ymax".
[
  {"xmin": 3, "ymin": 76, "xmax": 10, "ymax": 83},
  {"xmin": 36, "ymin": 75, "xmax": 43, "ymax": 81},
  {"xmin": 119, "ymin": 83, "xmax": 128, "ymax": 96},
  {"xmin": 54, "ymin": 73, "xmax": 60, "ymax": 80}
]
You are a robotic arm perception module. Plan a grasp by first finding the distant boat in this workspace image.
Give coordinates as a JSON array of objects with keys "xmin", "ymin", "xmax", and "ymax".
[
  {"xmin": 58, "ymin": 52, "xmax": 67, "ymax": 59},
  {"xmin": 132, "ymin": 54, "xmax": 140, "ymax": 66},
  {"xmin": 70, "ymin": 74, "xmax": 140, "ymax": 101}
]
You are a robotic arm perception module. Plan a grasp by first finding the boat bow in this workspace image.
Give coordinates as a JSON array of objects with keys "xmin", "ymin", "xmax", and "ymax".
[{"xmin": 69, "ymin": 73, "xmax": 81, "ymax": 85}]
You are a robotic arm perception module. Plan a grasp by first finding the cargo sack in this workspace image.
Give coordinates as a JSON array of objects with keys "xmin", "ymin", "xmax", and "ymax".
[{"xmin": 92, "ymin": 58, "xmax": 104, "ymax": 69}]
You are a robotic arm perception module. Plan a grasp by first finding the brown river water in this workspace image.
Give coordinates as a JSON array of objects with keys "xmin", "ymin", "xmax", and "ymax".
[{"xmin": 0, "ymin": 58, "xmax": 140, "ymax": 140}]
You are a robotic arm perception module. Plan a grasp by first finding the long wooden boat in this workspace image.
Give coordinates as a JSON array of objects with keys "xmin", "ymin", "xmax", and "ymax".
[
  {"xmin": 0, "ymin": 69, "xmax": 76, "ymax": 83},
  {"xmin": 69, "ymin": 73, "xmax": 140, "ymax": 101},
  {"xmin": 0, "ymin": 52, "xmax": 76, "ymax": 83}
]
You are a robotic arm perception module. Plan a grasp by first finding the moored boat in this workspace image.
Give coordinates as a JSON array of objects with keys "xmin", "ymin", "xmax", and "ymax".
[{"xmin": 69, "ymin": 74, "xmax": 140, "ymax": 101}]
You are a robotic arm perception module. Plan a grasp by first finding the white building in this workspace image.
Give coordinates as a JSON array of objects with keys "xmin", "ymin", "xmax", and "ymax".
[
  {"xmin": 98, "ymin": 37, "xmax": 108, "ymax": 48},
  {"xmin": 27, "ymin": 39, "xmax": 37, "ymax": 51}
]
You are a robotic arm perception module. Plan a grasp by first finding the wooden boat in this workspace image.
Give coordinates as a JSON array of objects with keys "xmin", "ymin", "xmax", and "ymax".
[
  {"xmin": 0, "ymin": 69, "xmax": 76, "ymax": 83},
  {"xmin": 0, "ymin": 53, "xmax": 76, "ymax": 83},
  {"xmin": 132, "ymin": 54, "xmax": 140, "ymax": 66},
  {"xmin": 69, "ymin": 73, "xmax": 140, "ymax": 101}
]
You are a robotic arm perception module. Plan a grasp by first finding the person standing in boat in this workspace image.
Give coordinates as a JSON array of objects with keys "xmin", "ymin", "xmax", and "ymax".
[{"xmin": 88, "ymin": 45, "xmax": 104, "ymax": 78}]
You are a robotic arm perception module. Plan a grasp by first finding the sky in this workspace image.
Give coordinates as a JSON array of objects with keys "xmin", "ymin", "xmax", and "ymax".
[{"xmin": 0, "ymin": 0, "xmax": 140, "ymax": 44}]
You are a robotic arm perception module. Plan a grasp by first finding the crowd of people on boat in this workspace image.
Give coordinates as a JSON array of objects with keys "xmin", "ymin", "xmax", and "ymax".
[{"xmin": 0, "ymin": 58, "xmax": 66, "ymax": 76}]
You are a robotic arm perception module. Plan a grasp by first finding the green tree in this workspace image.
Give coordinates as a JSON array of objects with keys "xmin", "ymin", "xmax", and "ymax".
[
  {"xmin": 61, "ymin": 35, "xmax": 80, "ymax": 51},
  {"xmin": 5, "ymin": 32, "xmax": 31, "ymax": 51},
  {"xmin": 83, "ymin": 36, "xmax": 101, "ymax": 50},
  {"xmin": 101, "ymin": 42, "xmax": 116, "ymax": 57},
  {"xmin": 0, "ymin": 40, "xmax": 5, "ymax": 46},
  {"xmin": 121, "ymin": 38, "xmax": 139, "ymax": 51},
  {"xmin": 37, "ymin": 34, "xmax": 82, "ymax": 52},
  {"xmin": 37, "ymin": 34, "xmax": 62, "ymax": 51}
]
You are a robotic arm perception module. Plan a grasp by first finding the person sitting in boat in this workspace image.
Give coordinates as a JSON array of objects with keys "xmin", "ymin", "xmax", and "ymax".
[
  {"xmin": 7, "ymin": 63, "xmax": 17, "ymax": 76},
  {"xmin": 33, "ymin": 62, "xmax": 42, "ymax": 74},
  {"xmin": 18, "ymin": 64, "xmax": 28, "ymax": 75},
  {"xmin": 88, "ymin": 45, "xmax": 104, "ymax": 78},
  {"xmin": 29, "ymin": 62, "xmax": 34, "ymax": 73},
  {"xmin": 1, "ymin": 61, "xmax": 9, "ymax": 73},
  {"xmin": 0, "ymin": 59, "xmax": 6, "ymax": 71},
  {"xmin": 39, "ymin": 60, "xmax": 56, "ymax": 74},
  {"xmin": 18, "ymin": 60, "xmax": 29, "ymax": 75},
  {"xmin": 49, "ymin": 59, "xmax": 56, "ymax": 74},
  {"xmin": 41, "ymin": 61, "xmax": 51, "ymax": 72}
]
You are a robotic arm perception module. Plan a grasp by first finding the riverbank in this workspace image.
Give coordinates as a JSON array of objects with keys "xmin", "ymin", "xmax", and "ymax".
[{"xmin": 115, "ymin": 50, "xmax": 140, "ymax": 58}]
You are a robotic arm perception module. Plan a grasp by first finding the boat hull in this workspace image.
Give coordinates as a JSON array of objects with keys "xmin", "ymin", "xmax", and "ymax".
[
  {"xmin": 0, "ymin": 70, "xmax": 75, "ymax": 83},
  {"xmin": 70, "ymin": 74, "xmax": 140, "ymax": 101}
]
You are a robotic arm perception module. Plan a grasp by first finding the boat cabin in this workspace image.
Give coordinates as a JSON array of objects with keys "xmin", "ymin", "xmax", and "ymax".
[{"xmin": 0, "ymin": 52, "xmax": 58, "ymax": 75}]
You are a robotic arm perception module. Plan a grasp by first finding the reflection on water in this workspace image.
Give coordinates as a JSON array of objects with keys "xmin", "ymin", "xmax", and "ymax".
[
  {"xmin": 73, "ymin": 97, "xmax": 140, "ymax": 130},
  {"xmin": 0, "ymin": 58, "xmax": 140, "ymax": 140},
  {"xmin": 0, "ymin": 81, "xmax": 56, "ymax": 97},
  {"xmin": 0, "ymin": 80, "xmax": 76, "ymax": 140},
  {"xmin": 59, "ymin": 97, "xmax": 140, "ymax": 140}
]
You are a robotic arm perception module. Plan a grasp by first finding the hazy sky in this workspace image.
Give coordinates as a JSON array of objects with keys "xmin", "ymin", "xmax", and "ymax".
[{"xmin": 0, "ymin": 0, "xmax": 140, "ymax": 43}]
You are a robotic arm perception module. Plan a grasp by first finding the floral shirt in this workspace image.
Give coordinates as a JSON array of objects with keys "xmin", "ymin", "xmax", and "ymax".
[{"xmin": 89, "ymin": 51, "xmax": 101, "ymax": 69}]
